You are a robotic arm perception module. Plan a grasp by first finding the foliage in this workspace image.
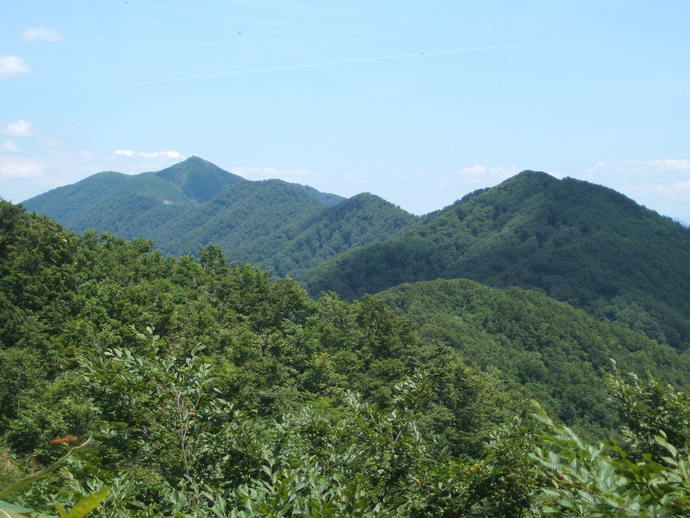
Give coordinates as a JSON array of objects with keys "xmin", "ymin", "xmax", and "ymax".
[
  {"xmin": 0, "ymin": 437, "xmax": 109, "ymax": 518},
  {"xmin": 532, "ymin": 405, "xmax": 690, "ymax": 517},
  {"xmin": 3, "ymin": 199, "xmax": 690, "ymax": 515},
  {"xmin": 378, "ymin": 278, "xmax": 690, "ymax": 434},
  {"xmin": 304, "ymin": 171, "xmax": 690, "ymax": 351},
  {"xmin": 606, "ymin": 365, "xmax": 690, "ymax": 462}
]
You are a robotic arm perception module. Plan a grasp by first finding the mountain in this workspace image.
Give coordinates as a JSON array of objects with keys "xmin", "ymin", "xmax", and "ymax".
[
  {"xmin": 3, "ymin": 199, "xmax": 690, "ymax": 515},
  {"xmin": 21, "ymin": 157, "xmax": 416, "ymax": 275},
  {"xmin": 22, "ymin": 156, "xmax": 246, "ymax": 229},
  {"xmin": 378, "ymin": 278, "xmax": 690, "ymax": 432},
  {"xmin": 303, "ymin": 171, "xmax": 690, "ymax": 350},
  {"xmin": 269, "ymin": 193, "xmax": 418, "ymax": 277},
  {"xmin": 154, "ymin": 155, "xmax": 247, "ymax": 202}
]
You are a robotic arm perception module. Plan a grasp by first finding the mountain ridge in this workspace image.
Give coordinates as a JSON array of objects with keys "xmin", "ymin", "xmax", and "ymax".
[
  {"xmin": 303, "ymin": 171, "xmax": 690, "ymax": 351},
  {"xmin": 21, "ymin": 157, "xmax": 416, "ymax": 276}
]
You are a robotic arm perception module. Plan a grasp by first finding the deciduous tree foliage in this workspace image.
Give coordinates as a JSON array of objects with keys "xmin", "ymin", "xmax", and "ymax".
[
  {"xmin": 2, "ymin": 200, "xmax": 690, "ymax": 516},
  {"xmin": 304, "ymin": 171, "xmax": 690, "ymax": 351}
]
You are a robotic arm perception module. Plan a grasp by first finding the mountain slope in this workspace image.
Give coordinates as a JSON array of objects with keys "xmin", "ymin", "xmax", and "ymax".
[
  {"xmin": 378, "ymin": 278, "xmax": 690, "ymax": 432},
  {"xmin": 303, "ymin": 171, "xmax": 690, "ymax": 350},
  {"xmin": 22, "ymin": 156, "xmax": 246, "ymax": 233},
  {"xmin": 21, "ymin": 157, "xmax": 415, "ymax": 275},
  {"xmin": 149, "ymin": 178, "xmax": 338, "ymax": 262},
  {"xmin": 154, "ymin": 155, "xmax": 246, "ymax": 202},
  {"xmin": 269, "ymin": 193, "xmax": 418, "ymax": 277}
]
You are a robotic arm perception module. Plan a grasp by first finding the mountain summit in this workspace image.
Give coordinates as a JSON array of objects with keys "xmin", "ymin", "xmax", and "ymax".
[
  {"xmin": 302, "ymin": 171, "xmax": 690, "ymax": 350},
  {"xmin": 155, "ymin": 156, "xmax": 245, "ymax": 202}
]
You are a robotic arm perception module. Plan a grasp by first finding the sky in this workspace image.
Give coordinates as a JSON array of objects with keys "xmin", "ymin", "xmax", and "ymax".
[{"xmin": 1, "ymin": 0, "xmax": 689, "ymax": 220}]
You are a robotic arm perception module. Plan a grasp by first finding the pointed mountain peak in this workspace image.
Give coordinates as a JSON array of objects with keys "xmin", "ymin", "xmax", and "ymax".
[
  {"xmin": 155, "ymin": 156, "xmax": 245, "ymax": 203},
  {"xmin": 321, "ymin": 192, "xmax": 416, "ymax": 224},
  {"xmin": 156, "ymin": 155, "xmax": 230, "ymax": 177},
  {"xmin": 341, "ymin": 193, "xmax": 411, "ymax": 213},
  {"xmin": 503, "ymin": 170, "xmax": 559, "ymax": 185},
  {"xmin": 347, "ymin": 192, "xmax": 383, "ymax": 202}
]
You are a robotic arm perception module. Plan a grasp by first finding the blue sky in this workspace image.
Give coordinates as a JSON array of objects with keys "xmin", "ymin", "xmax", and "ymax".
[{"xmin": 1, "ymin": 0, "xmax": 689, "ymax": 220}]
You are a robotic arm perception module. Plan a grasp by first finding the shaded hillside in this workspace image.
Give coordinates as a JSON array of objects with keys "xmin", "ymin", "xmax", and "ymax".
[
  {"xmin": 379, "ymin": 278, "xmax": 690, "ymax": 432},
  {"xmin": 22, "ymin": 157, "xmax": 415, "ymax": 275},
  {"xmin": 148, "ymin": 187, "xmax": 416, "ymax": 275},
  {"xmin": 303, "ymin": 171, "xmax": 690, "ymax": 350},
  {"xmin": 270, "ymin": 193, "xmax": 418, "ymax": 277},
  {"xmin": 141, "ymin": 178, "xmax": 333, "ymax": 261}
]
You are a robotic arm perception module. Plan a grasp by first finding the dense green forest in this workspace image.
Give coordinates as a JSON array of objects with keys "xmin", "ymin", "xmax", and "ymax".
[
  {"xmin": 2, "ymin": 200, "xmax": 690, "ymax": 516},
  {"xmin": 22, "ymin": 157, "xmax": 416, "ymax": 277},
  {"xmin": 378, "ymin": 278, "xmax": 690, "ymax": 435},
  {"xmin": 304, "ymin": 171, "xmax": 690, "ymax": 351}
]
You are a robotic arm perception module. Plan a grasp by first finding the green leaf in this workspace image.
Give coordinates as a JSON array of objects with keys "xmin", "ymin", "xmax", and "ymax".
[
  {"xmin": 0, "ymin": 500, "xmax": 56, "ymax": 517},
  {"xmin": 59, "ymin": 487, "xmax": 110, "ymax": 518},
  {"xmin": 0, "ymin": 438, "xmax": 92, "ymax": 501}
]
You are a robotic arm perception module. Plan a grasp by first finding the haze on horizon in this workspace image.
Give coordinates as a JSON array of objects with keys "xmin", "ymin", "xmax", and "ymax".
[{"xmin": 1, "ymin": 1, "xmax": 689, "ymax": 221}]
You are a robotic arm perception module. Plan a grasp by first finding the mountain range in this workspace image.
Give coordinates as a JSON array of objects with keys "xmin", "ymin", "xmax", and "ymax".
[
  {"xmin": 304, "ymin": 171, "xmax": 690, "ymax": 351},
  {"xmin": 4, "ymin": 195, "xmax": 690, "ymax": 515},
  {"xmin": 7, "ymin": 157, "xmax": 690, "ymax": 514},
  {"xmin": 21, "ymin": 158, "xmax": 690, "ymax": 351},
  {"xmin": 21, "ymin": 157, "xmax": 417, "ymax": 277}
]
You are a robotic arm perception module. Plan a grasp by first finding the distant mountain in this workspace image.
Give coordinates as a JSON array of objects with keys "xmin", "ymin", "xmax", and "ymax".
[
  {"xmin": 155, "ymin": 156, "xmax": 247, "ymax": 202},
  {"xmin": 22, "ymin": 157, "xmax": 416, "ymax": 276},
  {"xmin": 303, "ymin": 171, "xmax": 690, "ymax": 351},
  {"xmin": 378, "ymin": 278, "xmax": 690, "ymax": 432}
]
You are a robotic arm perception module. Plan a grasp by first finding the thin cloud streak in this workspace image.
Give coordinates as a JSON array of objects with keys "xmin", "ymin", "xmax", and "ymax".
[{"xmin": 137, "ymin": 41, "xmax": 568, "ymax": 86}]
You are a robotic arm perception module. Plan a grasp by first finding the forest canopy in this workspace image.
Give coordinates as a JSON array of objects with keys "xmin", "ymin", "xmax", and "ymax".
[{"xmin": 2, "ymin": 200, "xmax": 690, "ymax": 516}]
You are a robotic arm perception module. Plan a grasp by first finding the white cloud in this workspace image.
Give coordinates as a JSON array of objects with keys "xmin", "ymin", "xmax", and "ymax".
[
  {"xmin": 0, "ymin": 56, "xmax": 30, "ymax": 79},
  {"xmin": 457, "ymin": 165, "xmax": 521, "ymax": 177},
  {"xmin": 230, "ymin": 165, "xmax": 319, "ymax": 182},
  {"xmin": 459, "ymin": 165, "xmax": 488, "ymax": 175},
  {"xmin": 584, "ymin": 159, "xmax": 690, "ymax": 181},
  {"xmin": 643, "ymin": 159, "xmax": 690, "ymax": 172},
  {"xmin": 21, "ymin": 27, "xmax": 64, "ymax": 43},
  {"xmin": 0, "ymin": 158, "xmax": 45, "ymax": 179},
  {"xmin": 1, "ymin": 140, "xmax": 19, "ymax": 153},
  {"xmin": 114, "ymin": 149, "xmax": 183, "ymax": 159},
  {"xmin": 441, "ymin": 164, "xmax": 521, "ymax": 189},
  {"xmin": 140, "ymin": 150, "xmax": 183, "ymax": 159},
  {"xmin": 5, "ymin": 120, "xmax": 33, "ymax": 137},
  {"xmin": 621, "ymin": 179, "xmax": 690, "ymax": 198}
]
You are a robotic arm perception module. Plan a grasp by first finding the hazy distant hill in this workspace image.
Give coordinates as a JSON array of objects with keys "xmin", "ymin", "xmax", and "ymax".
[
  {"xmin": 22, "ymin": 157, "xmax": 246, "ymax": 229},
  {"xmin": 303, "ymin": 171, "xmax": 690, "ymax": 351},
  {"xmin": 22, "ymin": 157, "xmax": 416, "ymax": 275}
]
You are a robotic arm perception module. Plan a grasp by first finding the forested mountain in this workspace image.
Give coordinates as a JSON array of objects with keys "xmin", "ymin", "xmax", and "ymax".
[
  {"xmin": 378, "ymin": 278, "xmax": 690, "ymax": 434},
  {"xmin": 270, "ymin": 192, "xmax": 418, "ymax": 277},
  {"xmin": 21, "ymin": 156, "xmax": 246, "ymax": 228},
  {"xmin": 303, "ymin": 171, "xmax": 690, "ymax": 351},
  {"xmin": 2, "ymin": 200, "xmax": 690, "ymax": 516},
  {"xmin": 21, "ymin": 157, "xmax": 416, "ymax": 275}
]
